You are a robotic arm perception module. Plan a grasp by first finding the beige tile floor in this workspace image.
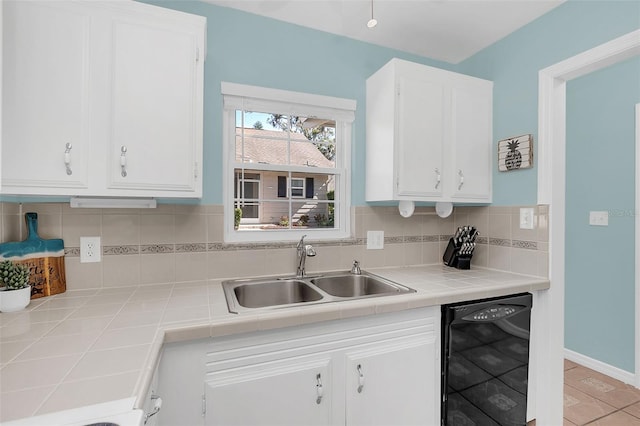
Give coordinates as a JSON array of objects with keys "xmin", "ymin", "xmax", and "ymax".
[
  {"xmin": 562, "ymin": 359, "xmax": 640, "ymax": 425},
  {"xmin": 528, "ymin": 360, "xmax": 640, "ymax": 425}
]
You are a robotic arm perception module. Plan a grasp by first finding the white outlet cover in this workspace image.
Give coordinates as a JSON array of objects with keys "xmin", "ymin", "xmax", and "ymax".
[
  {"xmin": 80, "ymin": 236, "xmax": 102, "ymax": 263},
  {"xmin": 589, "ymin": 211, "xmax": 609, "ymax": 226},
  {"xmin": 367, "ymin": 231, "xmax": 384, "ymax": 250},
  {"xmin": 519, "ymin": 208, "xmax": 535, "ymax": 230}
]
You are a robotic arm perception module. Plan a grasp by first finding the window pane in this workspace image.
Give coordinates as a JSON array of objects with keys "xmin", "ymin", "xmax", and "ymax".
[
  {"xmin": 237, "ymin": 203, "xmax": 259, "ymax": 220},
  {"xmin": 295, "ymin": 116, "xmax": 336, "ymax": 169},
  {"xmin": 234, "ymin": 170, "xmax": 260, "ymax": 199},
  {"xmin": 234, "ymin": 201, "xmax": 291, "ymax": 230},
  {"xmin": 235, "ymin": 111, "xmax": 336, "ymax": 169},
  {"xmin": 291, "ymin": 201, "xmax": 336, "ymax": 229}
]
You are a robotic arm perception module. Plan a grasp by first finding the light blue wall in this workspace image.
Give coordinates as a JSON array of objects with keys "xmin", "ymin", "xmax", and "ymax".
[
  {"xmin": 457, "ymin": 0, "xmax": 640, "ymax": 205},
  {"xmin": 144, "ymin": 0, "xmax": 454, "ymax": 206},
  {"xmin": 565, "ymin": 57, "xmax": 640, "ymax": 372},
  {"xmin": 458, "ymin": 0, "xmax": 640, "ymax": 372}
]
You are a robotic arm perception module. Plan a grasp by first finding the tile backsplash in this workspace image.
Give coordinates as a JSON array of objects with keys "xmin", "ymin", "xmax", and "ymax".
[{"xmin": 0, "ymin": 203, "xmax": 548, "ymax": 291}]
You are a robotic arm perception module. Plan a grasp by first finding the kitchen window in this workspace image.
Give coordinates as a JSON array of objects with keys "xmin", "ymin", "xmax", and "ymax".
[{"xmin": 222, "ymin": 82, "xmax": 355, "ymax": 243}]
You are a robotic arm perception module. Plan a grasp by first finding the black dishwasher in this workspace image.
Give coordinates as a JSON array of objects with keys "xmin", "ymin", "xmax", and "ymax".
[{"xmin": 442, "ymin": 293, "xmax": 532, "ymax": 426}]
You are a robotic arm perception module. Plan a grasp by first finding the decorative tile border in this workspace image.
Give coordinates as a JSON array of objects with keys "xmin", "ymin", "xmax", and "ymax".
[
  {"xmin": 175, "ymin": 243, "xmax": 207, "ymax": 253},
  {"xmin": 63, "ymin": 234, "xmax": 539, "ymax": 257},
  {"xmin": 65, "ymin": 247, "xmax": 80, "ymax": 257},
  {"xmin": 384, "ymin": 236, "xmax": 404, "ymax": 244},
  {"xmin": 405, "ymin": 236, "xmax": 423, "ymax": 243},
  {"xmin": 103, "ymin": 245, "xmax": 140, "ymax": 255},
  {"xmin": 512, "ymin": 240, "xmax": 538, "ymax": 250},
  {"xmin": 489, "ymin": 238, "xmax": 511, "ymax": 247},
  {"xmin": 140, "ymin": 244, "xmax": 175, "ymax": 254}
]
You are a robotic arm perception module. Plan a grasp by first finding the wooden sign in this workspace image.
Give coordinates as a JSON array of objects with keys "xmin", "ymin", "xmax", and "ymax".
[{"xmin": 498, "ymin": 134, "xmax": 533, "ymax": 171}]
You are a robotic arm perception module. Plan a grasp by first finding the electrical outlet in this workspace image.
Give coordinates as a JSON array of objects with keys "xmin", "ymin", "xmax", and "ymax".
[
  {"xmin": 589, "ymin": 211, "xmax": 609, "ymax": 226},
  {"xmin": 80, "ymin": 236, "xmax": 101, "ymax": 263},
  {"xmin": 519, "ymin": 208, "xmax": 535, "ymax": 230},
  {"xmin": 367, "ymin": 231, "xmax": 384, "ymax": 250}
]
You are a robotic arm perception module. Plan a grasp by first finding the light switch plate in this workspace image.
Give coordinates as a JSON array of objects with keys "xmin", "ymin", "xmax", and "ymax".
[
  {"xmin": 367, "ymin": 231, "xmax": 384, "ymax": 250},
  {"xmin": 589, "ymin": 211, "xmax": 609, "ymax": 226},
  {"xmin": 519, "ymin": 208, "xmax": 535, "ymax": 230}
]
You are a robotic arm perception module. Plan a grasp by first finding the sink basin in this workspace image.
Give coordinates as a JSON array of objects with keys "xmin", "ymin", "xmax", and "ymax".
[
  {"xmin": 222, "ymin": 271, "xmax": 415, "ymax": 313},
  {"xmin": 230, "ymin": 279, "xmax": 323, "ymax": 309},
  {"xmin": 310, "ymin": 274, "xmax": 407, "ymax": 297}
]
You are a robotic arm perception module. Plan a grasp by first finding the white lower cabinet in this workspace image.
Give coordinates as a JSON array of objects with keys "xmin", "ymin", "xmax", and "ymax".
[
  {"xmin": 206, "ymin": 354, "xmax": 333, "ymax": 425},
  {"xmin": 156, "ymin": 307, "xmax": 440, "ymax": 426},
  {"xmin": 345, "ymin": 337, "xmax": 437, "ymax": 426}
]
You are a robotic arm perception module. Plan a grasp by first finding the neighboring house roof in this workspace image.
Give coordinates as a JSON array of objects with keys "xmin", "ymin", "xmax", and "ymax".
[{"xmin": 235, "ymin": 128, "xmax": 334, "ymax": 168}]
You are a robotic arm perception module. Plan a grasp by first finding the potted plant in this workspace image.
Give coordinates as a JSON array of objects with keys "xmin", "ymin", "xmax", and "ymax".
[{"xmin": 0, "ymin": 260, "xmax": 31, "ymax": 312}]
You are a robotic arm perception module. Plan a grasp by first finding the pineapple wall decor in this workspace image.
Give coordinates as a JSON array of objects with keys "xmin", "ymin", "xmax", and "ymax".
[{"xmin": 498, "ymin": 134, "xmax": 533, "ymax": 171}]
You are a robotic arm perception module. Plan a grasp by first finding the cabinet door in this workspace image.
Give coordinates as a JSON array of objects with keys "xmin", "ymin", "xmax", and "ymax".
[
  {"xmin": 107, "ymin": 11, "xmax": 202, "ymax": 194},
  {"xmin": 205, "ymin": 356, "xmax": 333, "ymax": 426},
  {"xmin": 396, "ymin": 76, "xmax": 444, "ymax": 199},
  {"xmin": 2, "ymin": 1, "xmax": 90, "ymax": 193},
  {"xmin": 450, "ymin": 83, "xmax": 493, "ymax": 201},
  {"xmin": 345, "ymin": 335, "xmax": 439, "ymax": 426}
]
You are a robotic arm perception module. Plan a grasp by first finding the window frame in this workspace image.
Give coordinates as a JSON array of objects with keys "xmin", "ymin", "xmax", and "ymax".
[{"xmin": 221, "ymin": 82, "xmax": 355, "ymax": 243}]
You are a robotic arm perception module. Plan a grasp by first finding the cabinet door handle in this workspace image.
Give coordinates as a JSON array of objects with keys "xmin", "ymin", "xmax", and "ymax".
[
  {"xmin": 120, "ymin": 146, "xmax": 128, "ymax": 177},
  {"xmin": 434, "ymin": 168, "xmax": 441, "ymax": 190},
  {"xmin": 357, "ymin": 364, "xmax": 365, "ymax": 393},
  {"xmin": 458, "ymin": 169, "xmax": 464, "ymax": 190},
  {"xmin": 316, "ymin": 373, "xmax": 323, "ymax": 404},
  {"xmin": 144, "ymin": 394, "xmax": 162, "ymax": 424},
  {"xmin": 64, "ymin": 143, "xmax": 73, "ymax": 175}
]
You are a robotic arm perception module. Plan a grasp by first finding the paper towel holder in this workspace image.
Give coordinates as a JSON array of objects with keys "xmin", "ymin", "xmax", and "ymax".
[
  {"xmin": 435, "ymin": 202, "xmax": 453, "ymax": 218},
  {"xmin": 398, "ymin": 200, "xmax": 415, "ymax": 218}
]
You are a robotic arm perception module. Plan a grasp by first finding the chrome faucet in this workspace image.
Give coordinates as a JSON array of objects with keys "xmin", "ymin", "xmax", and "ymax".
[
  {"xmin": 350, "ymin": 260, "xmax": 361, "ymax": 275},
  {"xmin": 296, "ymin": 235, "xmax": 316, "ymax": 277}
]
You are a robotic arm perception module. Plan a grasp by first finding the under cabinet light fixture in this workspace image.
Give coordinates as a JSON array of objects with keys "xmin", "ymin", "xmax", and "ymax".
[
  {"xmin": 70, "ymin": 197, "xmax": 157, "ymax": 209},
  {"xmin": 367, "ymin": 0, "xmax": 378, "ymax": 28}
]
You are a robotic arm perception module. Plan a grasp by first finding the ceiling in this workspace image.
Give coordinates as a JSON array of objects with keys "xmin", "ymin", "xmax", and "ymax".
[{"xmin": 202, "ymin": 0, "xmax": 565, "ymax": 64}]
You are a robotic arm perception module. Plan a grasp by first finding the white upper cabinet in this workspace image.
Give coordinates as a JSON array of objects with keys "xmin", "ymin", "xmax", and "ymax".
[
  {"xmin": 366, "ymin": 58, "xmax": 493, "ymax": 203},
  {"xmin": 450, "ymin": 83, "xmax": 493, "ymax": 201},
  {"xmin": 106, "ymin": 8, "xmax": 203, "ymax": 193},
  {"xmin": 2, "ymin": 1, "xmax": 91, "ymax": 191},
  {"xmin": 1, "ymin": 1, "xmax": 205, "ymax": 198}
]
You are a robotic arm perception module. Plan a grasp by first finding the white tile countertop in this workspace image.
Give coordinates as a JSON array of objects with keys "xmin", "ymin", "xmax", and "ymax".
[{"xmin": 0, "ymin": 264, "xmax": 549, "ymax": 423}]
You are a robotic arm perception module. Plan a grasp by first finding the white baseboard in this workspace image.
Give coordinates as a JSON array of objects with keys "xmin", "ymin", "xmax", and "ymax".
[{"xmin": 564, "ymin": 348, "xmax": 637, "ymax": 387}]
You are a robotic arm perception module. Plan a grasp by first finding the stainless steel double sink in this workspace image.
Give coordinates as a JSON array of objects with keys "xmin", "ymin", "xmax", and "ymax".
[{"xmin": 222, "ymin": 271, "xmax": 415, "ymax": 314}]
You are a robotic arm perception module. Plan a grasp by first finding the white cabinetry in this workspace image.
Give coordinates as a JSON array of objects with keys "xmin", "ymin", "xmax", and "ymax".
[
  {"xmin": 344, "ymin": 337, "xmax": 437, "ymax": 425},
  {"xmin": 2, "ymin": 1, "xmax": 91, "ymax": 191},
  {"xmin": 157, "ymin": 307, "xmax": 440, "ymax": 426},
  {"xmin": 1, "ymin": 1, "xmax": 205, "ymax": 198},
  {"xmin": 366, "ymin": 58, "xmax": 493, "ymax": 203},
  {"xmin": 206, "ymin": 354, "xmax": 333, "ymax": 425}
]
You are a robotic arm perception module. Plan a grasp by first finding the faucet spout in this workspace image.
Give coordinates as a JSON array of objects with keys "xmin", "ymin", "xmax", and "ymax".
[{"xmin": 296, "ymin": 235, "xmax": 315, "ymax": 277}]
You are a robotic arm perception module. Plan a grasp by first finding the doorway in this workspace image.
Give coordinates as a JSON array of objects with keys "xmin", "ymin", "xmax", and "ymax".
[{"xmin": 535, "ymin": 29, "xmax": 640, "ymax": 425}]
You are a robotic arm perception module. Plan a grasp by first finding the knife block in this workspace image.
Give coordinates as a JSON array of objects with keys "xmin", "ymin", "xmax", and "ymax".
[{"xmin": 442, "ymin": 238, "xmax": 472, "ymax": 270}]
